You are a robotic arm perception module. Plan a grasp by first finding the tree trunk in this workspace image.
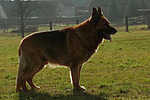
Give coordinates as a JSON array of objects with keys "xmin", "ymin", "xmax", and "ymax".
[
  {"xmin": 20, "ymin": 1, "xmax": 24, "ymax": 38},
  {"xmin": 21, "ymin": 17, "xmax": 24, "ymax": 38}
]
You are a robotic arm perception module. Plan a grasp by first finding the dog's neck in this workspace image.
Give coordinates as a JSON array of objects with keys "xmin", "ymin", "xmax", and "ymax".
[{"xmin": 74, "ymin": 19, "xmax": 103, "ymax": 51}]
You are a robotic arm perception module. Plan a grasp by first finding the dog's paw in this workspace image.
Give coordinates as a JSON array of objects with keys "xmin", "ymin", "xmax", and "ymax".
[
  {"xmin": 16, "ymin": 89, "xmax": 30, "ymax": 92},
  {"xmin": 34, "ymin": 86, "xmax": 40, "ymax": 89},
  {"xmin": 74, "ymin": 86, "xmax": 86, "ymax": 91},
  {"xmin": 30, "ymin": 86, "xmax": 40, "ymax": 91},
  {"xmin": 80, "ymin": 86, "xmax": 86, "ymax": 90},
  {"xmin": 73, "ymin": 86, "xmax": 87, "ymax": 94}
]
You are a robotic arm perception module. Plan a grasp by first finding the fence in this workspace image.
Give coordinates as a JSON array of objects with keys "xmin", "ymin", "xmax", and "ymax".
[
  {"xmin": 110, "ymin": 15, "xmax": 150, "ymax": 32},
  {"xmin": 0, "ymin": 16, "xmax": 83, "ymax": 33},
  {"xmin": 124, "ymin": 16, "xmax": 150, "ymax": 32},
  {"xmin": 0, "ymin": 15, "xmax": 149, "ymax": 33}
]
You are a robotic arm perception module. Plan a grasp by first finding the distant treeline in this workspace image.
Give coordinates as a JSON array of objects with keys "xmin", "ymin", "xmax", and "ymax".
[{"xmin": 107, "ymin": 0, "xmax": 150, "ymax": 21}]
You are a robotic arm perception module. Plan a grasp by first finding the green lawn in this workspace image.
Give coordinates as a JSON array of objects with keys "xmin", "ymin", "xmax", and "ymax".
[{"xmin": 0, "ymin": 26, "xmax": 150, "ymax": 100}]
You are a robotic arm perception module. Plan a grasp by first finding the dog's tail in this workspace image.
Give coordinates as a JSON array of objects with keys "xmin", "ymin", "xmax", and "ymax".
[{"xmin": 16, "ymin": 49, "xmax": 22, "ymax": 91}]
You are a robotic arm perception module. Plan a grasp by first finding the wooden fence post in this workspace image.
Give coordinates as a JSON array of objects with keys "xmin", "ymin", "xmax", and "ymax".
[
  {"xmin": 76, "ymin": 20, "xmax": 79, "ymax": 25},
  {"xmin": 3, "ymin": 26, "xmax": 5, "ymax": 33},
  {"xmin": 50, "ymin": 20, "xmax": 52, "ymax": 30},
  {"xmin": 125, "ymin": 16, "xmax": 129, "ymax": 32},
  {"xmin": 146, "ymin": 14, "xmax": 150, "ymax": 29}
]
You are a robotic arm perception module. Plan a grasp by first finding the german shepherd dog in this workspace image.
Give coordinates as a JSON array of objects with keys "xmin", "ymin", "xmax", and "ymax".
[{"xmin": 16, "ymin": 7, "xmax": 117, "ymax": 91}]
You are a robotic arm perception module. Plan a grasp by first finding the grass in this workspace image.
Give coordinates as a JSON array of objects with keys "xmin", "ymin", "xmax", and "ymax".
[{"xmin": 0, "ymin": 25, "xmax": 150, "ymax": 100}]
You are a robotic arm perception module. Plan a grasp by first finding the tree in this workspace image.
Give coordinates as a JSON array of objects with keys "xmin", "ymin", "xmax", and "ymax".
[
  {"xmin": 138, "ymin": 0, "xmax": 148, "ymax": 9},
  {"xmin": 127, "ymin": 0, "xmax": 149, "ymax": 17},
  {"xmin": 107, "ymin": 0, "xmax": 121, "ymax": 21},
  {"xmin": 13, "ymin": 0, "xmax": 44, "ymax": 38},
  {"xmin": 137, "ymin": 0, "xmax": 149, "ymax": 16},
  {"xmin": 42, "ymin": 1, "xmax": 57, "ymax": 18},
  {"xmin": 126, "ymin": 0, "xmax": 139, "ymax": 17}
]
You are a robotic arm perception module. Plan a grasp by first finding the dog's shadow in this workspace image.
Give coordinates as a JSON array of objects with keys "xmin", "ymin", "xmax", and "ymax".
[{"xmin": 18, "ymin": 89, "xmax": 107, "ymax": 100}]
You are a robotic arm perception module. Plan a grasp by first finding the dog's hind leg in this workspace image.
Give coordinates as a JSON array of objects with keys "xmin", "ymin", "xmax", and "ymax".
[
  {"xmin": 27, "ymin": 75, "xmax": 40, "ymax": 89},
  {"xmin": 21, "ymin": 78, "xmax": 28, "ymax": 91},
  {"xmin": 16, "ymin": 51, "xmax": 36, "ymax": 91},
  {"xmin": 16, "ymin": 65, "xmax": 30, "ymax": 91},
  {"xmin": 16, "ymin": 72, "xmax": 29, "ymax": 91},
  {"xmin": 27, "ymin": 57, "xmax": 47, "ymax": 90},
  {"xmin": 27, "ymin": 65, "xmax": 45, "ymax": 89},
  {"xmin": 20, "ymin": 65, "xmax": 33, "ymax": 91}
]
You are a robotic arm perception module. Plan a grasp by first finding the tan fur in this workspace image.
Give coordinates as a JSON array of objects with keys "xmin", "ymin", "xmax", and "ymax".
[{"xmin": 16, "ymin": 7, "xmax": 117, "ymax": 91}]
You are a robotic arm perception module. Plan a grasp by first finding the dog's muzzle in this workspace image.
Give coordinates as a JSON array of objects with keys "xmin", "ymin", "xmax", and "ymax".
[{"xmin": 99, "ymin": 27, "xmax": 117, "ymax": 42}]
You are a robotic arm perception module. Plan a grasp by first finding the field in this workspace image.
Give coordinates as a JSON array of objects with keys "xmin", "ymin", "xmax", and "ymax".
[{"xmin": 0, "ymin": 25, "xmax": 150, "ymax": 100}]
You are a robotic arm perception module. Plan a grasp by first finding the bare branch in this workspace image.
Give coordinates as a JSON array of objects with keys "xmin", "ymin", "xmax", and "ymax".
[{"xmin": 12, "ymin": 0, "xmax": 45, "ymax": 38}]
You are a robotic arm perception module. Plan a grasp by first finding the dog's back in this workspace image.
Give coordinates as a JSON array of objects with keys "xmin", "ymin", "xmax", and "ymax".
[{"xmin": 20, "ymin": 30, "xmax": 69, "ymax": 64}]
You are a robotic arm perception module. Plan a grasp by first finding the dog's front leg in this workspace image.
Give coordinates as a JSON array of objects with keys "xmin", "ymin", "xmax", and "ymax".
[{"xmin": 70, "ymin": 65, "xmax": 86, "ymax": 91}]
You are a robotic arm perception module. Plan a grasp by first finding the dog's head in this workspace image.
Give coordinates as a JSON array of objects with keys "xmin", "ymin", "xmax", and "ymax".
[{"xmin": 90, "ymin": 7, "xmax": 117, "ymax": 42}]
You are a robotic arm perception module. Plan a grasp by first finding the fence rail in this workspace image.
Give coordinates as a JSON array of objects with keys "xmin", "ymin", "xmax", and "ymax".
[
  {"xmin": 0, "ymin": 15, "xmax": 149, "ymax": 33},
  {"xmin": 0, "ymin": 17, "xmax": 83, "ymax": 28}
]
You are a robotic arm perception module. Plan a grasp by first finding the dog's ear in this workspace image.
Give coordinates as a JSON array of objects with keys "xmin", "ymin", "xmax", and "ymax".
[
  {"xmin": 98, "ymin": 7, "xmax": 103, "ymax": 16},
  {"xmin": 91, "ymin": 7, "xmax": 100, "ymax": 25}
]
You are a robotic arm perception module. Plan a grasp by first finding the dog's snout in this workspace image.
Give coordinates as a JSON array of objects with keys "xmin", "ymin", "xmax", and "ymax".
[
  {"xmin": 110, "ymin": 27, "xmax": 117, "ymax": 34},
  {"xmin": 113, "ymin": 28, "xmax": 117, "ymax": 33},
  {"xmin": 108, "ymin": 27, "xmax": 117, "ymax": 34},
  {"xmin": 107, "ymin": 26, "xmax": 117, "ymax": 34}
]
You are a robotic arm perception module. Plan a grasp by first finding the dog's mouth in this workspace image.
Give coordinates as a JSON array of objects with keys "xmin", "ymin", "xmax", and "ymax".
[
  {"xmin": 101, "ymin": 32, "xmax": 112, "ymax": 42},
  {"xmin": 101, "ymin": 32, "xmax": 111, "ymax": 42},
  {"xmin": 99, "ymin": 28, "xmax": 117, "ymax": 42}
]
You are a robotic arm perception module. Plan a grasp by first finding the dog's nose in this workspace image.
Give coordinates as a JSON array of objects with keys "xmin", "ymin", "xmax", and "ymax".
[
  {"xmin": 110, "ymin": 28, "xmax": 117, "ymax": 34},
  {"xmin": 114, "ymin": 29, "xmax": 117, "ymax": 33}
]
